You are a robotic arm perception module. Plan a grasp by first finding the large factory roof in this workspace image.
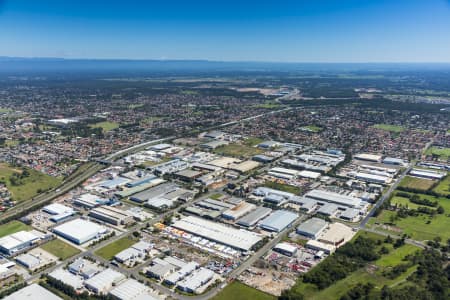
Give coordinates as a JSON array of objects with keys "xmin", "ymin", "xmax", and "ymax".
[
  {"xmin": 296, "ymin": 218, "xmax": 328, "ymax": 237},
  {"xmin": 237, "ymin": 206, "xmax": 272, "ymax": 227},
  {"xmin": 304, "ymin": 189, "xmax": 361, "ymax": 208},
  {"xmin": 172, "ymin": 216, "xmax": 262, "ymax": 251},
  {"xmin": 4, "ymin": 283, "xmax": 63, "ymax": 300},
  {"xmin": 53, "ymin": 219, "xmax": 105, "ymax": 243},
  {"xmin": 259, "ymin": 210, "xmax": 298, "ymax": 232}
]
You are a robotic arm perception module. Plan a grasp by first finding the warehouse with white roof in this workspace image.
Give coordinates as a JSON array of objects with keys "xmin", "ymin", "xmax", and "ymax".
[
  {"xmin": 109, "ymin": 278, "xmax": 159, "ymax": 300},
  {"xmin": 53, "ymin": 219, "xmax": 106, "ymax": 244},
  {"xmin": 172, "ymin": 216, "xmax": 262, "ymax": 251},
  {"xmin": 0, "ymin": 231, "xmax": 42, "ymax": 256},
  {"xmin": 4, "ymin": 283, "xmax": 63, "ymax": 300},
  {"xmin": 85, "ymin": 268, "xmax": 126, "ymax": 294}
]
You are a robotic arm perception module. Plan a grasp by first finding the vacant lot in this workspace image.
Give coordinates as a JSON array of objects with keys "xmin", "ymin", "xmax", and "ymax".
[
  {"xmin": 214, "ymin": 143, "xmax": 263, "ymax": 158},
  {"xmin": 373, "ymin": 124, "xmax": 405, "ymax": 133},
  {"xmin": 433, "ymin": 176, "xmax": 450, "ymax": 196},
  {"xmin": 373, "ymin": 192, "xmax": 450, "ymax": 241},
  {"xmin": 0, "ymin": 221, "xmax": 31, "ymax": 238},
  {"xmin": 425, "ymin": 146, "xmax": 450, "ymax": 160},
  {"xmin": 399, "ymin": 176, "xmax": 436, "ymax": 191},
  {"xmin": 0, "ymin": 163, "xmax": 62, "ymax": 202},
  {"xmin": 94, "ymin": 236, "xmax": 136, "ymax": 260},
  {"xmin": 213, "ymin": 281, "xmax": 275, "ymax": 300},
  {"xmin": 41, "ymin": 239, "xmax": 81, "ymax": 260},
  {"xmin": 293, "ymin": 232, "xmax": 419, "ymax": 300},
  {"xmin": 263, "ymin": 181, "xmax": 301, "ymax": 195},
  {"xmin": 89, "ymin": 121, "xmax": 119, "ymax": 132}
]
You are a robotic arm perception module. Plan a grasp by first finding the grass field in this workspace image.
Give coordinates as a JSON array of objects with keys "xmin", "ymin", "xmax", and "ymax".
[
  {"xmin": 94, "ymin": 236, "xmax": 136, "ymax": 260},
  {"xmin": 0, "ymin": 107, "xmax": 12, "ymax": 113},
  {"xmin": 373, "ymin": 192, "xmax": 450, "ymax": 241},
  {"xmin": 209, "ymin": 193, "xmax": 223, "ymax": 200},
  {"xmin": 433, "ymin": 176, "xmax": 450, "ymax": 196},
  {"xmin": 213, "ymin": 281, "xmax": 275, "ymax": 300},
  {"xmin": 0, "ymin": 221, "xmax": 31, "ymax": 238},
  {"xmin": 213, "ymin": 143, "xmax": 263, "ymax": 158},
  {"xmin": 89, "ymin": 121, "xmax": 119, "ymax": 132},
  {"xmin": 390, "ymin": 195, "xmax": 421, "ymax": 210},
  {"xmin": 0, "ymin": 163, "xmax": 62, "ymax": 202},
  {"xmin": 425, "ymin": 146, "xmax": 450, "ymax": 160},
  {"xmin": 263, "ymin": 181, "xmax": 302, "ymax": 195},
  {"xmin": 300, "ymin": 125, "xmax": 323, "ymax": 133},
  {"xmin": 399, "ymin": 176, "xmax": 436, "ymax": 191},
  {"xmin": 293, "ymin": 233, "xmax": 420, "ymax": 300},
  {"xmin": 41, "ymin": 239, "xmax": 80, "ymax": 260},
  {"xmin": 243, "ymin": 137, "xmax": 263, "ymax": 147},
  {"xmin": 373, "ymin": 124, "xmax": 405, "ymax": 133}
]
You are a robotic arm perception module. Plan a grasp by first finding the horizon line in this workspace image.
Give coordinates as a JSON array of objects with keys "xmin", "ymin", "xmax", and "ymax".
[{"xmin": 1, "ymin": 56, "xmax": 450, "ymax": 65}]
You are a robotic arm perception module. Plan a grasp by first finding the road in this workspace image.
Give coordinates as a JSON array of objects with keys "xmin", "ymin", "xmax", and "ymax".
[
  {"xmin": 19, "ymin": 106, "xmax": 304, "ymax": 299},
  {"xmin": 359, "ymin": 164, "xmax": 413, "ymax": 228}
]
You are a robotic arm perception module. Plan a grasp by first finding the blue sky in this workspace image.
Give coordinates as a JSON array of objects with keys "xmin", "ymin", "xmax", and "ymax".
[{"xmin": 0, "ymin": 0, "xmax": 449, "ymax": 62}]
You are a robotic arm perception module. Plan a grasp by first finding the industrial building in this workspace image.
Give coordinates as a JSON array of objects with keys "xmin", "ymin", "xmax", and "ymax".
[
  {"xmin": 259, "ymin": 210, "xmax": 298, "ymax": 232},
  {"xmin": 303, "ymin": 189, "xmax": 362, "ymax": 208},
  {"xmin": 354, "ymin": 153, "xmax": 382, "ymax": 162},
  {"xmin": 48, "ymin": 268, "xmax": 84, "ymax": 290},
  {"xmin": 109, "ymin": 278, "xmax": 159, "ymax": 300},
  {"xmin": 200, "ymin": 140, "xmax": 228, "ymax": 150},
  {"xmin": 228, "ymin": 160, "xmax": 261, "ymax": 173},
  {"xmin": 176, "ymin": 267, "xmax": 215, "ymax": 294},
  {"xmin": 129, "ymin": 183, "xmax": 179, "ymax": 203},
  {"xmin": 89, "ymin": 206, "xmax": 134, "ymax": 226},
  {"xmin": 273, "ymin": 242, "xmax": 298, "ymax": 257},
  {"xmin": 222, "ymin": 201, "xmax": 256, "ymax": 221},
  {"xmin": 4, "ymin": 283, "xmax": 63, "ymax": 300},
  {"xmin": 53, "ymin": 219, "xmax": 106, "ymax": 245},
  {"xmin": 318, "ymin": 222, "xmax": 354, "ymax": 246},
  {"xmin": 114, "ymin": 241, "xmax": 152, "ymax": 263},
  {"xmin": 237, "ymin": 206, "xmax": 272, "ymax": 228},
  {"xmin": 174, "ymin": 169, "xmax": 203, "ymax": 182},
  {"xmin": 355, "ymin": 172, "xmax": 392, "ymax": 184},
  {"xmin": 409, "ymin": 168, "xmax": 446, "ymax": 180},
  {"xmin": 152, "ymin": 159, "xmax": 189, "ymax": 175},
  {"xmin": 383, "ymin": 157, "xmax": 406, "ymax": 165},
  {"xmin": 340, "ymin": 208, "xmax": 360, "ymax": 222},
  {"xmin": 74, "ymin": 193, "xmax": 109, "ymax": 209},
  {"xmin": 306, "ymin": 239, "xmax": 336, "ymax": 254},
  {"xmin": 172, "ymin": 216, "xmax": 262, "ymax": 251},
  {"xmin": 164, "ymin": 261, "xmax": 199, "ymax": 286},
  {"xmin": 253, "ymin": 187, "xmax": 296, "ymax": 206},
  {"xmin": 85, "ymin": 268, "xmax": 126, "ymax": 294},
  {"xmin": 252, "ymin": 154, "xmax": 276, "ymax": 163},
  {"xmin": 0, "ymin": 231, "xmax": 42, "ymax": 256},
  {"xmin": 296, "ymin": 218, "xmax": 328, "ymax": 239},
  {"xmin": 317, "ymin": 203, "xmax": 339, "ymax": 217}
]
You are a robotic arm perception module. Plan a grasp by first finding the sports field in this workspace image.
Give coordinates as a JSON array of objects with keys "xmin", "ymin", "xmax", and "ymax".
[{"xmin": 373, "ymin": 124, "xmax": 405, "ymax": 133}]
